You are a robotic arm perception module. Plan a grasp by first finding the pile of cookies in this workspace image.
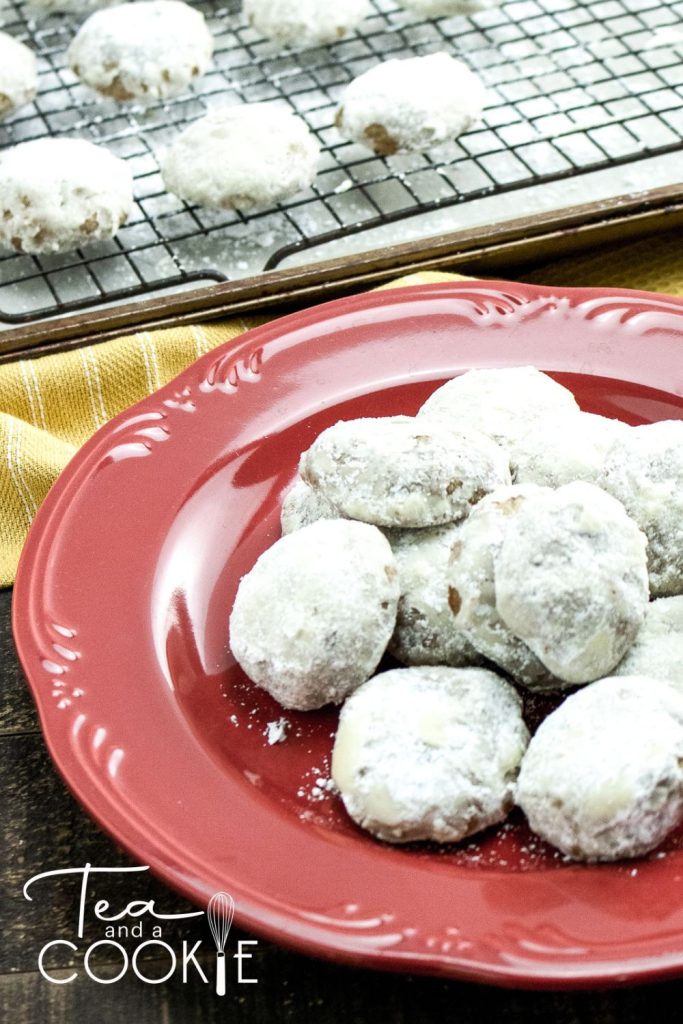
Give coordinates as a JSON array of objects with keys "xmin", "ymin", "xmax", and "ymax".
[
  {"xmin": 0, "ymin": 0, "xmax": 490, "ymax": 254},
  {"xmin": 229, "ymin": 366, "xmax": 683, "ymax": 862}
]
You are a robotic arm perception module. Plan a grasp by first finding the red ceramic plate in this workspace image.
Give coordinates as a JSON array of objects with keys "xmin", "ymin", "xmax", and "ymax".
[{"xmin": 13, "ymin": 281, "xmax": 683, "ymax": 990}]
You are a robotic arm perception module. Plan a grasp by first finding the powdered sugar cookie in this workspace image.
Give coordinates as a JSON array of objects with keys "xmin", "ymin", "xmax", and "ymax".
[
  {"xmin": 332, "ymin": 666, "xmax": 529, "ymax": 844},
  {"xmin": 299, "ymin": 415, "xmax": 511, "ymax": 528},
  {"xmin": 0, "ymin": 138, "xmax": 133, "ymax": 254},
  {"xmin": 280, "ymin": 478, "xmax": 340, "ymax": 535},
  {"xmin": 229, "ymin": 519, "xmax": 399, "ymax": 710},
  {"xmin": 0, "ymin": 33, "xmax": 37, "ymax": 120},
  {"xmin": 495, "ymin": 482, "xmax": 649, "ymax": 684},
  {"xmin": 512, "ymin": 412, "xmax": 629, "ymax": 487},
  {"xmin": 517, "ymin": 676, "xmax": 683, "ymax": 861},
  {"xmin": 68, "ymin": 1, "xmax": 213, "ymax": 102},
  {"xmin": 420, "ymin": 366, "xmax": 581, "ymax": 448},
  {"xmin": 161, "ymin": 105, "xmax": 319, "ymax": 211},
  {"xmin": 399, "ymin": 0, "xmax": 501, "ymax": 13},
  {"xmin": 336, "ymin": 52, "xmax": 486, "ymax": 155},
  {"xmin": 244, "ymin": 0, "xmax": 371, "ymax": 47},
  {"xmin": 601, "ymin": 420, "xmax": 683, "ymax": 597},
  {"xmin": 448, "ymin": 484, "xmax": 563, "ymax": 691},
  {"xmin": 387, "ymin": 524, "xmax": 483, "ymax": 667},
  {"xmin": 614, "ymin": 597, "xmax": 683, "ymax": 690}
]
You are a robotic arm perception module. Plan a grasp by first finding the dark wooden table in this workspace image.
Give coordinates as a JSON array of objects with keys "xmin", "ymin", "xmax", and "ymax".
[{"xmin": 1, "ymin": 586, "xmax": 679, "ymax": 1023}]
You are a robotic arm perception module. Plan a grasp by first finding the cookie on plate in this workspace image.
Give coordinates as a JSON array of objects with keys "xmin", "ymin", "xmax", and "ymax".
[
  {"xmin": 335, "ymin": 52, "xmax": 486, "ymax": 155},
  {"xmin": 280, "ymin": 477, "xmax": 341, "ymax": 535},
  {"xmin": 517, "ymin": 676, "xmax": 683, "ymax": 861},
  {"xmin": 229, "ymin": 519, "xmax": 399, "ymax": 710},
  {"xmin": 494, "ymin": 482, "xmax": 649, "ymax": 684},
  {"xmin": 244, "ymin": 0, "xmax": 371, "ymax": 47},
  {"xmin": 511, "ymin": 411, "xmax": 628, "ymax": 488},
  {"xmin": 299, "ymin": 415, "xmax": 511, "ymax": 528},
  {"xmin": 68, "ymin": 0, "xmax": 213, "ymax": 102},
  {"xmin": 448, "ymin": 484, "xmax": 564, "ymax": 691},
  {"xmin": 161, "ymin": 105, "xmax": 319, "ymax": 211},
  {"xmin": 614, "ymin": 597, "xmax": 683, "ymax": 690},
  {"xmin": 0, "ymin": 32, "xmax": 37, "ymax": 121},
  {"xmin": 387, "ymin": 524, "xmax": 483, "ymax": 668},
  {"xmin": 0, "ymin": 138, "xmax": 133, "ymax": 254},
  {"xmin": 419, "ymin": 366, "xmax": 581, "ymax": 448},
  {"xmin": 601, "ymin": 420, "xmax": 683, "ymax": 597},
  {"xmin": 332, "ymin": 666, "xmax": 529, "ymax": 843}
]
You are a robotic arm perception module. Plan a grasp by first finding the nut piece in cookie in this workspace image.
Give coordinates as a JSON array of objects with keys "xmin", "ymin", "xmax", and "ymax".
[
  {"xmin": 332, "ymin": 666, "xmax": 529, "ymax": 844},
  {"xmin": 299, "ymin": 415, "xmax": 511, "ymax": 528},
  {"xmin": 517, "ymin": 676, "xmax": 683, "ymax": 861},
  {"xmin": 229, "ymin": 519, "xmax": 399, "ymax": 710},
  {"xmin": 336, "ymin": 52, "xmax": 487, "ymax": 154}
]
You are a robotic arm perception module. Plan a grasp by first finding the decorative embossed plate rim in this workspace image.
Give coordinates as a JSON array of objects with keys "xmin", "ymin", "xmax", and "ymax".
[{"xmin": 13, "ymin": 281, "xmax": 683, "ymax": 990}]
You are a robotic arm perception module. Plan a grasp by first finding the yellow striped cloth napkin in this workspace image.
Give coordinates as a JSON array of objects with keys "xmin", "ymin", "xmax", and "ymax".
[{"xmin": 2, "ymin": 225, "xmax": 683, "ymax": 587}]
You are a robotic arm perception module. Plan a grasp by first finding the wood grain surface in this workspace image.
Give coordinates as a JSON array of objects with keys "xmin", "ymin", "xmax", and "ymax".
[{"xmin": 1, "ymin": 587, "xmax": 678, "ymax": 1022}]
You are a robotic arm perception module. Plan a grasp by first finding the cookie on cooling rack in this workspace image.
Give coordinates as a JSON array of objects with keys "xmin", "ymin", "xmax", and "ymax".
[
  {"xmin": 494, "ymin": 481, "xmax": 649, "ymax": 684},
  {"xmin": 448, "ymin": 484, "xmax": 564, "ymax": 691},
  {"xmin": 613, "ymin": 597, "xmax": 683, "ymax": 690},
  {"xmin": 229, "ymin": 519, "xmax": 399, "ymax": 711},
  {"xmin": 299, "ymin": 415, "xmax": 511, "ymax": 528},
  {"xmin": 161, "ymin": 105, "xmax": 320, "ymax": 211},
  {"xmin": 517, "ymin": 676, "xmax": 683, "ymax": 861},
  {"xmin": 419, "ymin": 366, "xmax": 581, "ymax": 448},
  {"xmin": 600, "ymin": 420, "xmax": 683, "ymax": 597},
  {"xmin": 335, "ymin": 52, "xmax": 487, "ymax": 155},
  {"xmin": 0, "ymin": 138, "xmax": 133, "ymax": 255},
  {"xmin": 244, "ymin": 0, "xmax": 372, "ymax": 47},
  {"xmin": 332, "ymin": 666, "xmax": 529, "ymax": 844},
  {"xmin": 398, "ymin": 0, "xmax": 501, "ymax": 15},
  {"xmin": 511, "ymin": 411, "xmax": 629, "ymax": 488},
  {"xmin": 68, "ymin": 0, "xmax": 213, "ymax": 102},
  {"xmin": 0, "ymin": 32, "xmax": 37, "ymax": 121},
  {"xmin": 387, "ymin": 524, "xmax": 484, "ymax": 668}
]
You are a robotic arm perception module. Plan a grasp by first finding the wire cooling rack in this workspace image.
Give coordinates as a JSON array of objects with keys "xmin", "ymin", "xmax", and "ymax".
[{"xmin": 1, "ymin": 0, "xmax": 683, "ymax": 324}]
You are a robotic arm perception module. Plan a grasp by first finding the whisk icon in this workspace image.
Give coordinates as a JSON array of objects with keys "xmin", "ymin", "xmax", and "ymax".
[{"xmin": 207, "ymin": 891, "xmax": 235, "ymax": 996}]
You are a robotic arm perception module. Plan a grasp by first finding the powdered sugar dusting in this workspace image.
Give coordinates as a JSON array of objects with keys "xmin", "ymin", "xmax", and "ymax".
[{"xmin": 265, "ymin": 717, "xmax": 289, "ymax": 745}]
